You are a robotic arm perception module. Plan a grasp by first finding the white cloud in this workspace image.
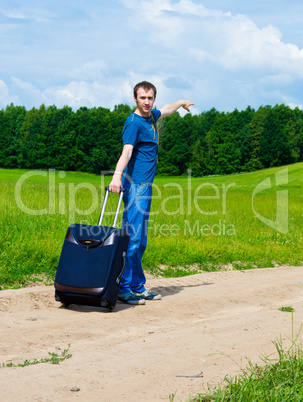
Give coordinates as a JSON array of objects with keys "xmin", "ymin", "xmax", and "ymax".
[
  {"xmin": 70, "ymin": 61, "xmax": 108, "ymax": 81},
  {"xmin": 288, "ymin": 102, "xmax": 303, "ymax": 110},
  {"xmin": 0, "ymin": 80, "xmax": 9, "ymax": 99},
  {"xmin": 259, "ymin": 73, "xmax": 294, "ymax": 86},
  {"xmin": 117, "ymin": 0, "xmax": 303, "ymax": 111},
  {"xmin": 0, "ymin": 79, "xmax": 18, "ymax": 106},
  {"xmin": 119, "ymin": 0, "xmax": 303, "ymax": 78},
  {"xmin": 10, "ymin": 77, "xmax": 49, "ymax": 107},
  {"xmin": 44, "ymin": 79, "xmax": 134, "ymax": 110},
  {"xmin": 4, "ymin": 12, "xmax": 27, "ymax": 19},
  {"xmin": 1, "ymin": 0, "xmax": 303, "ymax": 112}
]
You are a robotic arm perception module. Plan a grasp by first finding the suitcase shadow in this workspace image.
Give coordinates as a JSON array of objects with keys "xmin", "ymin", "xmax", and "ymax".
[{"xmin": 58, "ymin": 302, "xmax": 145, "ymax": 313}]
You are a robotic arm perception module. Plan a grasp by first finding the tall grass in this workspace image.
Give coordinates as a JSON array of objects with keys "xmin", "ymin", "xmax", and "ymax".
[
  {"xmin": 0, "ymin": 163, "xmax": 302, "ymax": 288},
  {"xmin": 190, "ymin": 317, "xmax": 303, "ymax": 401}
]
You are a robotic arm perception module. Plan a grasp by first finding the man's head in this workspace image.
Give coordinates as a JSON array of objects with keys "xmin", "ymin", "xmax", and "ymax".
[
  {"xmin": 133, "ymin": 81, "xmax": 157, "ymax": 117},
  {"xmin": 133, "ymin": 81, "xmax": 157, "ymax": 100}
]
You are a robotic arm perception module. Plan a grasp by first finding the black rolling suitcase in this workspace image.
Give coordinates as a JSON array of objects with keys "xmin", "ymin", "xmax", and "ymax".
[{"xmin": 54, "ymin": 186, "xmax": 128, "ymax": 312}]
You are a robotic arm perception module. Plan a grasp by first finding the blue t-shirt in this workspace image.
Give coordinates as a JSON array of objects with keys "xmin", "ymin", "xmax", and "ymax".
[{"xmin": 122, "ymin": 110, "xmax": 161, "ymax": 185}]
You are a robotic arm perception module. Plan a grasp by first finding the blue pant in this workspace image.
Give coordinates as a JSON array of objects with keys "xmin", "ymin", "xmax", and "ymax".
[{"xmin": 119, "ymin": 183, "xmax": 153, "ymax": 294}]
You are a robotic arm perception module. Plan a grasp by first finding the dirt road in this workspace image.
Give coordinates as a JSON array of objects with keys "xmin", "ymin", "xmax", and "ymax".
[{"xmin": 1, "ymin": 266, "xmax": 303, "ymax": 401}]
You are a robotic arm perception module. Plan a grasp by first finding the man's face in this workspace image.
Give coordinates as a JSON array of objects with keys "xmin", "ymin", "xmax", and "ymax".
[{"xmin": 134, "ymin": 87, "xmax": 155, "ymax": 117}]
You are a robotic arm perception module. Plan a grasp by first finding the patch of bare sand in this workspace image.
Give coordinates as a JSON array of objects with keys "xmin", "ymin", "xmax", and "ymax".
[{"xmin": 0, "ymin": 266, "xmax": 303, "ymax": 401}]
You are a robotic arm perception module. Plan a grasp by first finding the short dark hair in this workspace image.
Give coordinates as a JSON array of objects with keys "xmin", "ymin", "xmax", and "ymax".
[{"xmin": 133, "ymin": 81, "xmax": 157, "ymax": 99}]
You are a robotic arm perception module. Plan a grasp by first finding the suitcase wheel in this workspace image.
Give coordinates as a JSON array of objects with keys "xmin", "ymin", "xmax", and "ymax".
[
  {"xmin": 62, "ymin": 302, "xmax": 70, "ymax": 308},
  {"xmin": 101, "ymin": 300, "xmax": 112, "ymax": 312}
]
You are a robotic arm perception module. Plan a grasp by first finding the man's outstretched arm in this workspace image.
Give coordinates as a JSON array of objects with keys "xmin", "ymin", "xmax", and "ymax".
[{"xmin": 159, "ymin": 100, "xmax": 195, "ymax": 119}]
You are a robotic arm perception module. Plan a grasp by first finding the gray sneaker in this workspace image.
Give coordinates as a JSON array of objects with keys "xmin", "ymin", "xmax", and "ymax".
[
  {"xmin": 118, "ymin": 291, "xmax": 146, "ymax": 305},
  {"xmin": 134, "ymin": 290, "xmax": 162, "ymax": 300}
]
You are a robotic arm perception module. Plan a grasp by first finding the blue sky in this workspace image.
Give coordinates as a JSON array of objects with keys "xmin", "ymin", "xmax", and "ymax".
[{"xmin": 1, "ymin": 0, "xmax": 303, "ymax": 113}]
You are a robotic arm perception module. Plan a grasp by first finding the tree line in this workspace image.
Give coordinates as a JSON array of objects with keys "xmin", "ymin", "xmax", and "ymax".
[{"xmin": 0, "ymin": 103, "xmax": 302, "ymax": 176}]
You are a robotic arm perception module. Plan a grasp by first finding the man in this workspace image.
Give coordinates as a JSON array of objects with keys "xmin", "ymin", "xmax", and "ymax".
[{"xmin": 109, "ymin": 81, "xmax": 194, "ymax": 305}]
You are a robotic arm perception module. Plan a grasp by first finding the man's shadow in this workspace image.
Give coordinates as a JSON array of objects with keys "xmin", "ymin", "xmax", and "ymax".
[
  {"xmin": 150, "ymin": 281, "xmax": 214, "ymax": 298},
  {"xmin": 58, "ymin": 282, "xmax": 214, "ymax": 313}
]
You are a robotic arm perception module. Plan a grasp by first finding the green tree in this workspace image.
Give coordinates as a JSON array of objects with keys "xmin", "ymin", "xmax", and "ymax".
[
  {"xmin": 1, "ymin": 102, "xmax": 302, "ymax": 175},
  {"xmin": 18, "ymin": 105, "xmax": 48, "ymax": 168},
  {"xmin": 1, "ymin": 104, "xmax": 26, "ymax": 167},
  {"xmin": 236, "ymin": 125, "xmax": 253, "ymax": 171},
  {"xmin": 260, "ymin": 104, "xmax": 291, "ymax": 168},
  {"xmin": 248, "ymin": 106, "xmax": 270, "ymax": 170},
  {"xmin": 285, "ymin": 107, "xmax": 303, "ymax": 162},
  {"xmin": 205, "ymin": 113, "xmax": 241, "ymax": 174},
  {"xmin": 0, "ymin": 110, "xmax": 10, "ymax": 166},
  {"xmin": 188, "ymin": 139, "xmax": 208, "ymax": 177}
]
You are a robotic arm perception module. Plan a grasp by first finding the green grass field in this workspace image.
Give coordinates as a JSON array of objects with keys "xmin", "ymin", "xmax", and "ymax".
[{"xmin": 0, "ymin": 163, "xmax": 302, "ymax": 288}]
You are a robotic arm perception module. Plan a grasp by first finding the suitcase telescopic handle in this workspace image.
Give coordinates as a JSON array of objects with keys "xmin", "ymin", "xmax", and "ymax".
[{"xmin": 98, "ymin": 186, "xmax": 125, "ymax": 228}]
